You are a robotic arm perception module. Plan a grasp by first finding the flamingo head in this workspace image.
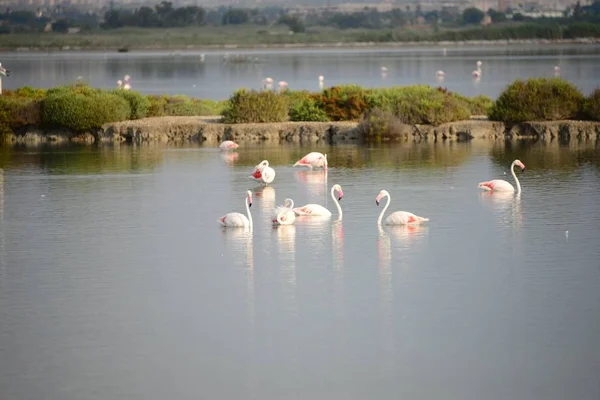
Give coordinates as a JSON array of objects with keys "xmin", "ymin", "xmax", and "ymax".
[
  {"xmin": 375, "ymin": 190, "xmax": 388, "ymax": 206},
  {"xmin": 514, "ymin": 160, "xmax": 526, "ymax": 171},
  {"xmin": 246, "ymin": 190, "xmax": 253, "ymax": 207},
  {"xmin": 256, "ymin": 160, "xmax": 269, "ymax": 170},
  {"xmin": 283, "ymin": 198, "xmax": 294, "ymax": 208},
  {"xmin": 124, "ymin": 74, "xmax": 131, "ymax": 82},
  {"xmin": 477, "ymin": 60, "xmax": 482, "ymax": 67},
  {"xmin": 333, "ymin": 184, "xmax": 344, "ymax": 201},
  {"xmin": 318, "ymin": 75, "xmax": 324, "ymax": 81}
]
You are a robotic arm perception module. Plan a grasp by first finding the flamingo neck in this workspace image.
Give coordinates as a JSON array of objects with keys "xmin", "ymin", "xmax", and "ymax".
[
  {"xmin": 246, "ymin": 198, "xmax": 253, "ymax": 228},
  {"xmin": 511, "ymin": 162, "xmax": 521, "ymax": 193},
  {"xmin": 331, "ymin": 186, "xmax": 342, "ymax": 221},
  {"xmin": 377, "ymin": 193, "xmax": 390, "ymax": 226}
]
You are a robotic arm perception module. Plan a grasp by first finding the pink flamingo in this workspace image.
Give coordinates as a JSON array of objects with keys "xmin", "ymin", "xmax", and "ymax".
[
  {"xmin": 116, "ymin": 80, "xmax": 123, "ymax": 89},
  {"xmin": 376, "ymin": 190, "xmax": 429, "ymax": 226},
  {"xmin": 293, "ymin": 184, "xmax": 344, "ymax": 220},
  {"xmin": 278, "ymin": 81, "xmax": 288, "ymax": 93},
  {"xmin": 554, "ymin": 66, "xmax": 561, "ymax": 76},
  {"xmin": 478, "ymin": 159, "xmax": 525, "ymax": 193},
  {"xmin": 219, "ymin": 140, "xmax": 239, "ymax": 151},
  {"xmin": 272, "ymin": 198, "xmax": 296, "ymax": 225},
  {"xmin": 217, "ymin": 190, "xmax": 253, "ymax": 228},
  {"xmin": 293, "ymin": 152, "xmax": 327, "ymax": 170},
  {"xmin": 249, "ymin": 160, "xmax": 276, "ymax": 185},
  {"xmin": 123, "ymin": 74, "xmax": 131, "ymax": 90},
  {"xmin": 472, "ymin": 61, "xmax": 482, "ymax": 78}
]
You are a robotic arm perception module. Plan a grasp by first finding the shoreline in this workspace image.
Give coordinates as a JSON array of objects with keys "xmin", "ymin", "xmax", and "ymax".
[
  {"xmin": 2, "ymin": 117, "xmax": 599, "ymax": 146},
  {"xmin": 5, "ymin": 37, "xmax": 599, "ymax": 53}
]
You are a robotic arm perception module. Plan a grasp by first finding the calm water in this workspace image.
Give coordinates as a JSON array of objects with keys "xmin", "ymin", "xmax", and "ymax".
[
  {"xmin": 1, "ymin": 140, "xmax": 599, "ymax": 400},
  {"xmin": 2, "ymin": 44, "xmax": 600, "ymax": 99}
]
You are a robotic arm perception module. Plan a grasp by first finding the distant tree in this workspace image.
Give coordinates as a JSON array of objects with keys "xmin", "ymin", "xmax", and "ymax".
[
  {"xmin": 222, "ymin": 8, "xmax": 248, "ymax": 25},
  {"xmin": 7, "ymin": 10, "xmax": 37, "ymax": 25},
  {"xmin": 462, "ymin": 7, "xmax": 485, "ymax": 24},
  {"xmin": 136, "ymin": 6, "xmax": 159, "ymax": 27},
  {"xmin": 573, "ymin": 1, "xmax": 582, "ymax": 20},
  {"xmin": 52, "ymin": 18, "xmax": 69, "ymax": 33},
  {"xmin": 424, "ymin": 10, "xmax": 440, "ymax": 23},
  {"xmin": 103, "ymin": 9, "xmax": 122, "ymax": 28},
  {"xmin": 512, "ymin": 12, "xmax": 525, "ymax": 21},
  {"xmin": 279, "ymin": 14, "xmax": 305, "ymax": 33},
  {"xmin": 488, "ymin": 8, "xmax": 507, "ymax": 22}
]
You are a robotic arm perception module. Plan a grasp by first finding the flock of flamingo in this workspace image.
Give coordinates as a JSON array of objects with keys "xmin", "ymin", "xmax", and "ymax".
[{"xmin": 216, "ymin": 140, "xmax": 526, "ymax": 231}]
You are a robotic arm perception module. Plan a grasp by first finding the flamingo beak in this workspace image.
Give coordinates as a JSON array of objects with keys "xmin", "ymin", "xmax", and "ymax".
[{"xmin": 376, "ymin": 200, "xmax": 380, "ymax": 206}]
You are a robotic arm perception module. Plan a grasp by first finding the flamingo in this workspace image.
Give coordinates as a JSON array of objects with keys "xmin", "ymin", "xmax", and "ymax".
[
  {"xmin": 273, "ymin": 198, "xmax": 296, "ymax": 225},
  {"xmin": 318, "ymin": 75, "xmax": 324, "ymax": 90},
  {"xmin": 263, "ymin": 77, "xmax": 274, "ymax": 91},
  {"xmin": 116, "ymin": 80, "xmax": 123, "ymax": 89},
  {"xmin": 472, "ymin": 61, "xmax": 482, "ymax": 78},
  {"xmin": 0, "ymin": 62, "xmax": 10, "ymax": 95},
  {"xmin": 293, "ymin": 184, "xmax": 344, "ymax": 220},
  {"xmin": 554, "ymin": 66, "xmax": 561, "ymax": 76},
  {"xmin": 436, "ymin": 70, "xmax": 445, "ymax": 78},
  {"xmin": 219, "ymin": 140, "xmax": 239, "ymax": 151},
  {"xmin": 217, "ymin": 190, "xmax": 253, "ymax": 228},
  {"xmin": 478, "ymin": 159, "xmax": 525, "ymax": 193},
  {"xmin": 293, "ymin": 152, "xmax": 327, "ymax": 170},
  {"xmin": 278, "ymin": 81, "xmax": 288, "ymax": 93},
  {"xmin": 249, "ymin": 160, "xmax": 276, "ymax": 185},
  {"xmin": 122, "ymin": 74, "xmax": 131, "ymax": 90},
  {"xmin": 376, "ymin": 190, "xmax": 429, "ymax": 226}
]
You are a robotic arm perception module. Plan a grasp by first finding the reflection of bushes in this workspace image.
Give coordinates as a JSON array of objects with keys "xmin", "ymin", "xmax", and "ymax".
[
  {"xmin": 489, "ymin": 78, "xmax": 584, "ymax": 122},
  {"xmin": 583, "ymin": 88, "xmax": 600, "ymax": 121},
  {"xmin": 221, "ymin": 89, "xmax": 289, "ymax": 123}
]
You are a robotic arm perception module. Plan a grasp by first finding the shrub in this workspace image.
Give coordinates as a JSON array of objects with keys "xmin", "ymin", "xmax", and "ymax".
[
  {"xmin": 367, "ymin": 86, "xmax": 470, "ymax": 125},
  {"xmin": 41, "ymin": 87, "xmax": 131, "ymax": 132},
  {"xmin": 147, "ymin": 95, "xmax": 168, "ymax": 117},
  {"xmin": 358, "ymin": 108, "xmax": 407, "ymax": 140},
  {"xmin": 112, "ymin": 90, "xmax": 150, "ymax": 119},
  {"xmin": 582, "ymin": 88, "xmax": 600, "ymax": 121},
  {"xmin": 221, "ymin": 89, "xmax": 289, "ymax": 123},
  {"xmin": 0, "ymin": 97, "xmax": 42, "ymax": 131},
  {"xmin": 314, "ymin": 85, "xmax": 370, "ymax": 121},
  {"xmin": 3, "ymin": 86, "xmax": 47, "ymax": 100},
  {"xmin": 289, "ymin": 96, "xmax": 329, "ymax": 122},
  {"xmin": 488, "ymin": 78, "xmax": 584, "ymax": 122},
  {"xmin": 146, "ymin": 96, "xmax": 227, "ymax": 117},
  {"xmin": 454, "ymin": 93, "xmax": 494, "ymax": 115}
]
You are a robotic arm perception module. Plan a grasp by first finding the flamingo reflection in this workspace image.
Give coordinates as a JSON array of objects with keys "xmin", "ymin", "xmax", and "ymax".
[
  {"xmin": 294, "ymin": 170, "xmax": 328, "ymax": 197},
  {"xmin": 220, "ymin": 151, "xmax": 239, "ymax": 166},
  {"xmin": 275, "ymin": 224, "xmax": 298, "ymax": 317}
]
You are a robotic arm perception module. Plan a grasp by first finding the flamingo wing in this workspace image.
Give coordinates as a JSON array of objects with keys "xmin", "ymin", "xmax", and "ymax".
[
  {"xmin": 294, "ymin": 152, "xmax": 324, "ymax": 168},
  {"xmin": 478, "ymin": 179, "xmax": 514, "ymax": 192},
  {"xmin": 386, "ymin": 211, "xmax": 429, "ymax": 225},
  {"xmin": 293, "ymin": 204, "xmax": 331, "ymax": 216},
  {"xmin": 261, "ymin": 167, "xmax": 276, "ymax": 183},
  {"xmin": 218, "ymin": 212, "xmax": 248, "ymax": 227}
]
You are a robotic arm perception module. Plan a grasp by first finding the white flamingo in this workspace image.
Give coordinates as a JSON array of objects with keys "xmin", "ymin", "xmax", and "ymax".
[
  {"xmin": 318, "ymin": 75, "xmax": 324, "ymax": 90},
  {"xmin": 219, "ymin": 140, "xmax": 239, "ymax": 151},
  {"xmin": 376, "ymin": 190, "xmax": 429, "ymax": 226},
  {"xmin": 293, "ymin": 184, "xmax": 344, "ymax": 220},
  {"xmin": 293, "ymin": 152, "xmax": 327, "ymax": 170},
  {"xmin": 0, "ymin": 62, "xmax": 10, "ymax": 95},
  {"xmin": 273, "ymin": 198, "xmax": 296, "ymax": 225},
  {"xmin": 249, "ymin": 160, "xmax": 276, "ymax": 185},
  {"xmin": 478, "ymin": 159, "xmax": 526, "ymax": 193},
  {"xmin": 436, "ymin": 70, "xmax": 445, "ymax": 79},
  {"xmin": 472, "ymin": 61, "xmax": 482, "ymax": 78},
  {"xmin": 278, "ymin": 81, "xmax": 288, "ymax": 93},
  {"xmin": 263, "ymin": 77, "xmax": 274, "ymax": 91},
  {"xmin": 116, "ymin": 79, "xmax": 123, "ymax": 89},
  {"xmin": 217, "ymin": 190, "xmax": 253, "ymax": 228},
  {"xmin": 554, "ymin": 66, "xmax": 561, "ymax": 76}
]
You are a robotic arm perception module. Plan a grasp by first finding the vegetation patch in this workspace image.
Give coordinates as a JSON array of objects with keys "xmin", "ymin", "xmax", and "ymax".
[
  {"xmin": 221, "ymin": 89, "xmax": 289, "ymax": 123},
  {"xmin": 583, "ymin": 88, "xmax": 600, "ymax": 121},
  {"xmin": 488, "ymin": 78, "xmax": 584, "ymax": 122}
]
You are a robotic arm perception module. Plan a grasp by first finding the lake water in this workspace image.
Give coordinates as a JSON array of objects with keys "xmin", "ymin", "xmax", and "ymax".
[
  {"xmin": 1, "ymin": 140, "xmax": 599, "ymax": 400},
  {"xmin": 1, "ymin": 43, "xmax": 600, "ymax": 100}
]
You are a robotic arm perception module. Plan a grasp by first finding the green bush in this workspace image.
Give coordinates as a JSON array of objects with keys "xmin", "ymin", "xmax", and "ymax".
[
  {"xmin": 41, "ymin": 86, "xmax": 131, "ymax": 132},
  {"xmin": 112, "ymin": 90, "xmax": 150, "ymax": 119},
  {"xmin": 583, "ymin": 89, "xmax": 600, "ymax": 121},
  {"xmin": 314, "ymin": 85, "xmax": 370, "ymax": 121},
  {"xmin": 0, "ymin": 97, "xmax": 42, "ymax": 131},
  {"xmin": 366, "ymin": 86, "xmax": 470, "ymax": 125},
  {"xmin": 3, "ymin": 86, "xmax": 47, "ymax": 100},
  {"xmin": 488, "ymin": 78, "xmax": 584, "ymax": 122},
  {"xmin": 146, "ymin": 95, "xmax": 226, "ymax": 117},
  {"xmin": 289, "ymin": 97, "xmax": 329, "ymax": 122},
  {"xmin": 454, "ymin": 93, "xmax": 494, "ymax": 115},
  {"xmin": 221, "ymin": 89, "xmax": 289, "ymax": 123},
  {"xmin": 358, "ymin": 108, "xmax": 407, "ymax": 140}
]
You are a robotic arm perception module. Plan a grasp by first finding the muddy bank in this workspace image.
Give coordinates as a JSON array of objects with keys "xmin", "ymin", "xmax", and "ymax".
[{"xmin": 2, "ymin": 117, "xmax": 599, "ymax": 145}]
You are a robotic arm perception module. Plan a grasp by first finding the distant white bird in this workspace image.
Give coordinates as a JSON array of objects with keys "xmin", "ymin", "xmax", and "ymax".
[
  {"xmin": 278, "ymin": 81, "xmax": 288, "ymax": 93},
  {"xmin": 436, "ymin": 70, "xmax": 445, "ymax": 81},
  {"xmin": 554, "ymin": 65, "xmax": 561, "ymax": 76},
  {"xmin": 263, "ymin": 77, "xmax": 274, "ymax": 91},
  {"xmin": 123, "ymin": 74, "xmax": 131, "ymax": 90},
  {"xmin": 318, "ymin": 75, "xmax": 324, "ymax": 90},
  {"xmin": 0, "ymin": 62, "xmax": 11, "ymax": 95},
  {"xmin": 116, "ymin": 79, "xmax": 123, "ymax": 89},
  {"xmin": 472, "ymin": 61, "xmax": 482, "ymax": 78},
  {"xmin": 200, "ymin": 53, "xmax": 205, "ymax": 62}
]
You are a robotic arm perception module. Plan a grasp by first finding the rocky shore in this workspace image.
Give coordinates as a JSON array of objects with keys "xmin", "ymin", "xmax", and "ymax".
[{"xmin": 2, "ymin": 116, "xmax": 599, "ymax": 145}]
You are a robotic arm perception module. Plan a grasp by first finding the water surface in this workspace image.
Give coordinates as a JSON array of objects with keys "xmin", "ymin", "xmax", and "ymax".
[
  {"xmin": 2, "ymin": 44, "xmax": 599, "ymax": 99},
  {"xmin": 0, "ymin": 140, "xmax": 599, "ymax": 400}
]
